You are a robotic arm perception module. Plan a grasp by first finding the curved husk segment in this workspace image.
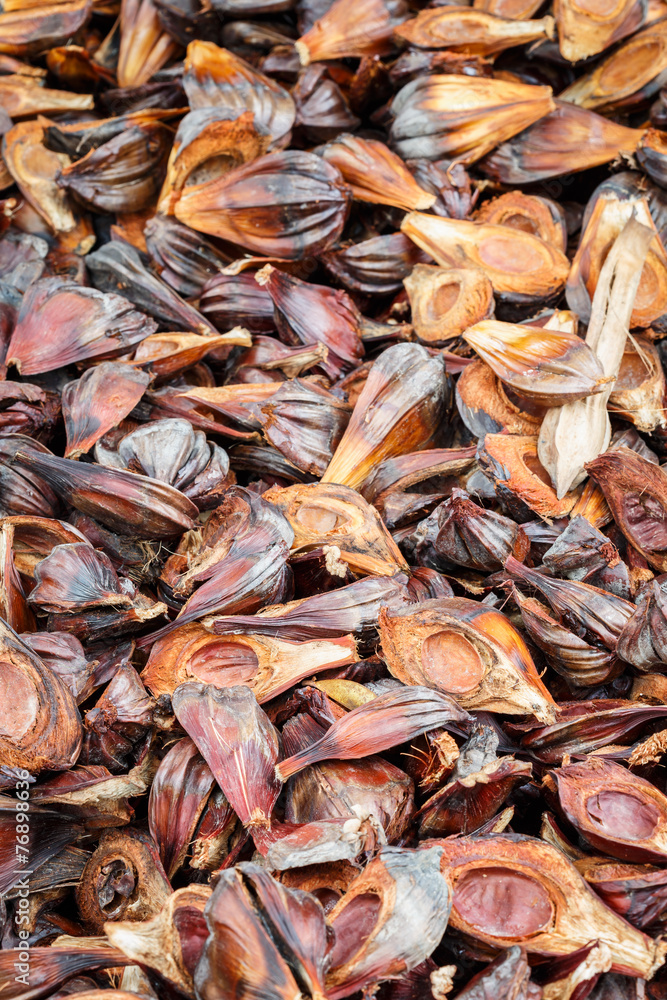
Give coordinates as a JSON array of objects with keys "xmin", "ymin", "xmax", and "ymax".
[
  {"xmin": 477, "ymin": 434, "xmax": 576, "ymax": 520},
  {"xmin": 0, "ymin": 0, "xmax": 91, "ymax": 57},
  {"xmin": 609, "ymin": 336, "xmax": 667, "ymax": 434},
  {"xmin": 435, "ymin": 833, "xmax": 667, "ymax": 978},
  {"xmin": 142, "ymin": 623, "xmax": 358, "ymax": 701},
  {"xmin": 322, "ymin": 231, "xmax": 427, "ymax": 296},
  {"xmin": 105, "ymin": 885, "xmax": 212, "ymax": 994},
  {"xmin": 544, "ymin": 757, "xmax": 667, "ymax": 863},
  {"xmin": 456, "ymin": 360, "xmax": 543, "ymax": 438},
  {"xmin": 559, "ymin": 21, "xmax": 667, "ymax": 112},
  {"xmin": 2, "ymin": 118, "xmax": 94, "ymax": 250},
  {"xmin": 174, "ymin": 150, "xmax": 351, "ymax": 259},
  {"xmin": 463, "ymin": 320, "xmax": 608, "ymax": 405},
  {"xmin": 320, "ymin": 135, "xmax": 435, "ymax": 211},
  {"xmin": 62, "ymin": 363, "xmax": 151, "ymax": 459},
  {"xmin": 11, "ymin": 450, "xmax": 198, "ymax": 539},
  {"xmin": 362, "ymin": 446, "xmax": 476, "ymax": 504},
  {"xmin": 276, "ymin": 686, "xmax": 470, "ymax": 781},
  {"xmin": 325, "ymin": 846, "xmax": 451, "ymax": 998},
  {"xmin": 617, "ymin": 576, "xmax": 667, "ymax": 670},
  {"xmin": 513, "ymin": 589, "xmax": 620, "ymax": 688},
  {"xmin": 554, "ymin": 0, "xmax": 646, "ymax": 62},
  {"xmin": 117, "ymin": 0, "xmax": 179, "ymax": 88},
  {"xmin": 322, "ymin": 343, "xmax": 451, "ymax": 491},
  {"xmin": 295, "ymin": 0, "xmax": 409, "ymax": 63},
  {"xmin": 389, "ymin": 75, "xmax": 555, "ymax": 163},
  {"xmin": 480, "ymin": 103, "xmax": 644, "ymax": 185},
  {"xmin": 130, "ymin": 330, "xmax": 251, "ymax": 378},
  {"xmin": 404, "ymin": 265, "xmax": 494, "ymax": 346},
  {"xmin": 148, "ymin": 737, "xmax": 215, "ymax": 878},
  {"xmin": 0, "ymin": 618, "xmax": 82, "ymax": 771},
  {"xmin": 585, "ymin": 448, "xmax": 667, "ymax": 572},
  {"xmin": 172, "ymin": 682, "xmax": 282, "ymax": 832},
  {"xmin": 183, "ymin": 41, "xmax": 295, "ymax": 148},
  {"xmin": 263, "ymin": 481, "xmax": 409, "ymax": 576},
  {"xmin": 379, "ymin": 596, "xmax": 556, "ymax": 722},
  {"xmin": 637, "ymin": 128, "xmax": 667, "ymax": 188},
  {"xmin": 401, "ymin": 213, "xmax": 569, "ymax": 305},
  {"xmin": 395, "ymin": 8, "xmax": 553, "ymax": 54}
]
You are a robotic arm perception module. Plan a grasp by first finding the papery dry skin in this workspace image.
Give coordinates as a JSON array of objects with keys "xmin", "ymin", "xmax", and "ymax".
[
  {"xmin": 117, "ymin": 0, "xmax": 179, "ymax": 88},
  {"xmin": 477, "ymin": 434, "xmax": 575, "ymax": 521},
  {"xmin": 149, "ymin": 739, "xmax": 215, "ymax": 878},
  {"xmin": 617, "ymin": 576, "xmax": 667, "ymax": 670},
  {"xmin": 62, "ymin": 363, "xmax": 151, "ymax": 459},
  {"xmin": 554, "ymin": 0, "xmax": 646, "ymax": 62},
  {"xmin": 545, "ymin": 757, "xmax": 667, "ymax": 863},
  {"xmin": 506, "ymin": 555, "xmax": 634, "ymax": 651},
  {"xmin": 28, "ymin": 757, "xmax": 155, "ymax": 827},
  {"xmin": 57, "ymin": 122, "xmax": 171, "ymax": 215},
  {"xmin": 567, "ymin": 189, "xmax": 667, "ymax": 330},
  {"xmin": 173, "ymin": 682, "xmax": 281, "ymax": 845},
  {"xmin": 296, "ymin": 0, "xmax": 408, "ymax": 63},
  {"xmin": 456, "ymin": 361, "xmax": 544, "ymax": 440},
  {"xmin": 379, "ymin": 596, "xmax": 556, "ymax": 722},
  {"xmin": 416, "ymin": 724, "xmax": 531, "ymax": 837},
  {"xmin": 463, "ymin": 320, "xmax": 608, "ymax": 406},
  {"xmin": 560, "ymin": 21, "xmax": 667, "ymax": 112},
  {"xmin": 27, "ymin": 542, "xmax": 135, "ymax": 614},
  {"xmin": 585, "ymin": 448, "xmax": 667, "ymax": 572},
  {"xmin": 539, "ymin": 220, "xmax": 653, "ymax": 499},
  {"xmin": 395, "ymin": 8, "xmax": 553, "ymax": 54},
  {"xmin": 255, "ymin": 264, "xmax": 364, "ymax": 379},
  {"xmin": 277, "ymin": 686, "xmax": 469, "ymax": 781},
  {"xmin": 480, "ymin": 103, "xmax": 644, "ymax": 185},
  {"xmin": 0, "ymin": 944, "xmax": 131, "ymax": 1000},
  {"xmin": 0, "ymin": 75, "xmax": 94, "ymax": 117},
  {"xmin": 322, "ymin": 343, "xmax": 451, "ymax": 492},
  {"xmin": 6, "ymin": 278, "xmax": 157, "ymax": 377},
  {"xmin": 183, "ymin": 41, "xmax": 295, "ymax": 149},
  {"xmin": 403, "ymin": 488, "xmax": 521, "ymax": 574},
  {"xmin": 130, "ymin": 330, "xmax": 250, "ymax": 378},
  {"xmin": 0, "ymin": 435, "xmax": 60, "ymax": 519},
  {"xmin": 509, "ymin": 700, "xmax": 667, "ymax": 763},
  {"xmin": 96, "ymin": 418, "xmax": 234, "ymax": 510},
  {"xmin": 0, "ymin": 619, "xmax": 82, "ymax": 772},
  {"xmin": 436, "ymin": 833, "xmax": 667, "ymax": 977},
  {"xmin": 3, "ymin": 515, "xmax": 87, "ymax": 579},
  {"xmin": 321, "ymin": 231, "xmax": 428, "ymax": 296},
  {"xmin": 320, "ymin": 135, "xmax": 434, "ymax": 212},
  {"xmin": 513, "ymin": 588, "xmax": 621, "ymax": 688},
  {"xmin": 106, "ymin": 885, "xmax": 211, "ymax": 995},
  {"xmin": 402, "ymin": 214, "xmax": 569, "ymax": 306},
  {"xmin": 362, "ymin": 447, "xmax": 476, "ymax": 505},
  {"xmin": 85, "ymin": 241, "xmax": 219, "ymax": 337},
  {"xmin": 194, "ymin": 863, "xmax": 327, "ymax": 1000},
  {"xmin": 257, "ymin": 381, "xmax": 352, "ymax": 476},
  {"xmin": 158, "ymin": 109, "xmax": 268, "ymax": 216},
  {"xmin": 325, "ymin": 846, "xmax": 450, "ymax": 999},
  {"xmin": 142, "ymin": 623, "xmax": 358, "ymax": 701},
  {"xmin": 390, "ymin": 75, "xmax": 555, "ymax": 164},
  {"xmin": 404, "ymin": 265, "xmax": 494, "ymax": 346},
  {"xmin": 235, "ymin": 338, "xmax": 328, "ymax": 380},
  {"xmin": 75, "ymin": 827, "xmax": 171, "ymax": 933},
  {"xmin": 609, "ymin": 337, "xmax": 666, "ymax": 434},
  {"xmin": 475, "ymin": 191, "xmax": 567, "ymax": 252},
  {"xmin": 207, "ymin": 574, "xmax": 411, "ymax": 644},
  {"xmin": 263, "ymin": 482, "xmax": 408, "ymax": 577},
  {"xmin": 11, "ymin": 450, "xmax": 198, "ymax": 540},
  {"xmin": 174, "ymin": 150, "xmax": 351, "ymax": 260},
  {"xmin": 2, "ymin": 119, "xmax": 94, "ymax": 251}
]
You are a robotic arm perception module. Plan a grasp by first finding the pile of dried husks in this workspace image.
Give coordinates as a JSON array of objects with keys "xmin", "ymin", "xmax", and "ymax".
[{"xmin": 7, "ymin": 0, "xmax": 667, "ymax": 998}]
